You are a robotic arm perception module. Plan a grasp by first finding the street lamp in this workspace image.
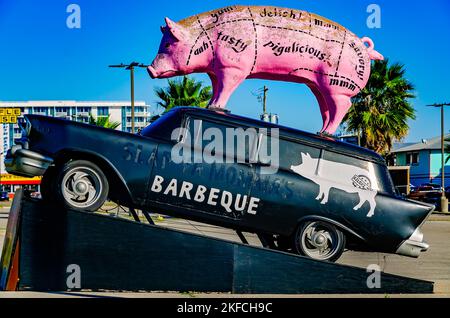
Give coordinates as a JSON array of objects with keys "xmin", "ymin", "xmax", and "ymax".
[
  {"xmin": 109, "ymin": 62, "xmax": 148, "ymax": 133},
  {"xmin": 427, "ymin": 102, "xmax": 450, "ymax": 213}
]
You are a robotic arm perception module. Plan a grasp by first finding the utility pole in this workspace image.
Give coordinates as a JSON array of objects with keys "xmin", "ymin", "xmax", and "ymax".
[
  {"xmin": 253, "ymin": 86, "xmax": 278, "ymax": 124},
  {"xmin": 262, "ymin": 85, "xmax": 269, "ymax": 114},
  {"xmin": 427, "ymin": 102, "xmax": 450, "ymax": 213},
  {"xmin": 109, "ymin": 62, "xmax": 148, "ymax": 133}
]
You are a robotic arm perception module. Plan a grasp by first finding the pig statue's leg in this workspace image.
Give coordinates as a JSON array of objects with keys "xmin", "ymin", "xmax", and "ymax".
[
  {"xmin": 208, "ymin": 69, "xmax": 246, "ymax": 108},
  {"xmin": 208, "ymin": 73, "xmax": 219, "ymax": 103},
  {"xmin": 322, "ymin": 94, "xmax": 352, "ymax": 135},
  {"xmin": 307, "ymin": 84, "xmax": 330, "ymax": 133}
]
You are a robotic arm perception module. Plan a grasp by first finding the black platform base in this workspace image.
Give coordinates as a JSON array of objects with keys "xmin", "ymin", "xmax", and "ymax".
[{"xmin": 2, "ymin": 195, "xmax": 434, "ymax": 293}]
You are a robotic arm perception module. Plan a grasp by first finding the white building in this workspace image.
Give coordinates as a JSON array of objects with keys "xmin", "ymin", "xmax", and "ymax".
[{"xmin": 0, "ymin": 100, "xmax": 151, "ymax": 177}]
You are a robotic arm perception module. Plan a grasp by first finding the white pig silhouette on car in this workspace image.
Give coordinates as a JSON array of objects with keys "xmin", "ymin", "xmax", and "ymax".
[{"xmin": 291, "ymin": 152, "xmax": 378, "ymax": 217}]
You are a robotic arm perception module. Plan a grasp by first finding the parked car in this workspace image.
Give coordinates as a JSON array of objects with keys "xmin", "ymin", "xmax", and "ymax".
[
  {"xmin": 408, "ymin": 185, "xmax": 442, "ymax": 206},
  {"xmin": 421, "ymin": 183, "xmax": 441, "ymax": 190},
  {"xmin": 4, "ymin": 107, "xmax": 433, "ymax": 262},
  {"xmin": 0, "ymin": 191, "xmax": 9, "ymax": 201},
  {"xmin": 408, "ymin": 184, "xmax": 450, "ymax": 211}
]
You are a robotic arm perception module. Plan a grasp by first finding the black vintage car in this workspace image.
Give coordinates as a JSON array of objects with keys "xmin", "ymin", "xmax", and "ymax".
[{"xmin": 5, "ymin": 107, "xmax": 433, "ymax": 262}]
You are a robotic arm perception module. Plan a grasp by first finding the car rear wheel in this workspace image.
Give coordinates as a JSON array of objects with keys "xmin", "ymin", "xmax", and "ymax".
[
  {"xmin": 295, "ymin": 221, "xmax": 346, "ymax": 262},
  {"xmin": 55, "ymin": 160, "xmax": 109, "ymax": 212}
]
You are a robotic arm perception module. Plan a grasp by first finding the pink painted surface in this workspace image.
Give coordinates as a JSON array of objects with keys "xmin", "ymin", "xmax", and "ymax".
[{"xmin": 148, "ymin": 5, "xmax": 383, "ymax": 134}]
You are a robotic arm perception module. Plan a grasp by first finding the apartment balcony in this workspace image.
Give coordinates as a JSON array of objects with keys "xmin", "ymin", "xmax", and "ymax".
[
  {"xmin": 125, "ymin": 121, "xmax": 148, "ymax": 128},
  {"xmin": 55, "ymin": 112, "xmax": 69, "ymax": 117},
  {"xmin": 126, "ymin": 112, "xmax": 148, "ymax": 117},
  {"xmin": 76, "ymin": 112, "xmax": 90, "ymax": 117}
]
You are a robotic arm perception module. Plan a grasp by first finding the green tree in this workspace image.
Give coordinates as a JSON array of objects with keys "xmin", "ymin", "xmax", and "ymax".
[
  {"xmin": 88, "ymin": 113, "xmax": 120, "ymax": 129},
  {"xmin": 154, "ymin": 76, "xmax": 212, "ymax": 113},
  {"xmin": 445, "ymin": 136, "xmax": 450, "ymax": 163},
  {"xmin": 342, "ymin": 59, "xmax": 416, "ymax": 155}
]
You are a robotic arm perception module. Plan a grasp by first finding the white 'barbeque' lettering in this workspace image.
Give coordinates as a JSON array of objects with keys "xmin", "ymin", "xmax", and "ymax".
[{"xmin": 150, "ymin": 175, "xmax": 260, "ymax": 215}]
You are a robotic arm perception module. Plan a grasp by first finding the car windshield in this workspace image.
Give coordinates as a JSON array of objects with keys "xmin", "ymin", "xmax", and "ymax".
[{"xmin": 140, "ymin": 110, "xmax": 184, "ymax": 141}]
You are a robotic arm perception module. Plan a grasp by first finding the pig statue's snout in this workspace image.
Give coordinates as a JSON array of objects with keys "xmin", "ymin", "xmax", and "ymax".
[{"xmin": 147, "ymin": 65, "xmax": 158, "ymax": 79}]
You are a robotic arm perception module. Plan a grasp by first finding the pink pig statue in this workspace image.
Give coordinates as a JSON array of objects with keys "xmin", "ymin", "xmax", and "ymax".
[{"xmin": 148, "ymin": 5, "xmax": 383, "ymax": 134}]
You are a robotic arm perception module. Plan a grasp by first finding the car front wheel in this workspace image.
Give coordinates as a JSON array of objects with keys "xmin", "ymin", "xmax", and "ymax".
[
  {"xmin": 295, "ymin": 221, "xmax": 346, "ymax": 262},
  {"xmin": 55, "ymin": 160, "xmax": 109, "ymax": 212}
]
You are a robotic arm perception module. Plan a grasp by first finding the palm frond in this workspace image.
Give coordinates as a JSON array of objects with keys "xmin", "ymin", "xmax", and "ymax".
[{"xmin": 341, "ymin": 59, "xmax": 416, "ymax": 155}]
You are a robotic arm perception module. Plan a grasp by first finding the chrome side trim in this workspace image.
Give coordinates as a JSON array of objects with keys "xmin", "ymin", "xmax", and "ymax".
[{"xmin": 395, "ymin": 228, "xmax": 429, "ymax": 258}]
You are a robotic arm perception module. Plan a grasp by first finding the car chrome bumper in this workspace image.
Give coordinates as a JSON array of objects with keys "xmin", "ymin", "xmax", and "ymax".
[
  {"xmin": 4, "ymin": 144, "xmax": 53, "ymax": 178},
  {"xmin": 395, "ymin": 228, "xmax": 429, "ymax": 258}
]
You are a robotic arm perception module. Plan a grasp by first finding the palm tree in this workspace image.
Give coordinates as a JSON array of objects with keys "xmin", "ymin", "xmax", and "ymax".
[
  {"xmin": 88, "ymin": 113, "xmax": 120, "ymax": 130},
  {"xmin": 445, "ymin": 136, "xmax": 450, "ymax": 163},
  {"xmin": 154, "ymin": 76, "xmax": 212, "ymax": 113},
  {"xmin": 342, "ymin": 59, "xmax": 416, "ymax": 155}
]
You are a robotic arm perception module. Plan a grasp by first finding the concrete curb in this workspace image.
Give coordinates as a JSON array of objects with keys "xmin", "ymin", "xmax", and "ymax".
[
  {"xmin": 1, "ymin": 291, "xmax": 450, "ymax": 298},
  {"xmin": 434, "ymin": 280, "xmax": 450, "ymax": 294}
]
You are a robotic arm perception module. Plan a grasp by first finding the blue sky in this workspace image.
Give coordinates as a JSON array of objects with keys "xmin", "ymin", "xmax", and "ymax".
[{"xmin": 0, "ymin": 0, "xmax": 449, "ymax": 142}]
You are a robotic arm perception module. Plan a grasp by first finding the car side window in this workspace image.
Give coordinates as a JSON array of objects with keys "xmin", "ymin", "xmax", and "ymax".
[
  {"xmin": 320, "ymin": 151, "xmax": 394, "ymax": 193},
  {"xmin": 268, "ymin": 137, "xmax": 321, "ymax": 172},
  {"xmin": 185, "ymin": 117, "xmax": 258, "ymax": 163},
  {"xmin": 322, "ymin": 151, "xmax": 368, "ymax": 170},
  {"xmin": 257, "ymin": 134, "xmax": 320, "ymax": 171}
]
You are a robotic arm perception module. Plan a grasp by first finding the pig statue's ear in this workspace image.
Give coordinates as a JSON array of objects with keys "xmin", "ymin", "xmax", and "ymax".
[{"xmin": 165, "ymin": 17, "xmax": 187, "ymax": 41}]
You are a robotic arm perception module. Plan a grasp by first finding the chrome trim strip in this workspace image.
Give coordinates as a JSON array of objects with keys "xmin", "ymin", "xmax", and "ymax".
[{"xmin": 396, "ymin": 228, "xmax": 429, "ymax": 258}]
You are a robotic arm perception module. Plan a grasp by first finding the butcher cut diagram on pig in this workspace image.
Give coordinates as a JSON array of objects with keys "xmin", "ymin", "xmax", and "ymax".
[
  {"xmin": 290, "ymin": 153, "xmax": 378, "ymax": 217},
  {"xmin": 148, "ymin": 5, "xmax": 384, "ymax": 134}
]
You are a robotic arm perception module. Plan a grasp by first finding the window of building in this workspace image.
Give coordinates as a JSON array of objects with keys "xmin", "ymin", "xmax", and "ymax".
[
  {"xmin": 76, "ymin": 117, "xmax": 89, "ymax": 123},
  {"xmin": 98, "ymin": 107, "xmax": 109, "ymax": 116},
  {"xmin": 126, "ymin": 106, "xmax": 145, "ymax": 113},
  {"xmin": 406, "ymin": 152, "xmax": 419, "ymax": 165},
  {"xmin": 77, "ymin": 107, "xmax": 91, "ymax": 113},
  {"xmin": 126, "ymin": 117, "xmax": 145, "ymax": 123},
  {"xmin": 34, "ymin": 107, "xmax": 48, "ymax": 114},
  {"xmin": 56, "ymin": 107, "xmax": 69, "ymax": 113}
]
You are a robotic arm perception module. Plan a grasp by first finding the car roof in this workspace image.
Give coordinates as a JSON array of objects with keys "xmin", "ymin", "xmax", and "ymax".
[{"xmin": 164, "ymin": 107, "xmax": 386, "ymax": 165}]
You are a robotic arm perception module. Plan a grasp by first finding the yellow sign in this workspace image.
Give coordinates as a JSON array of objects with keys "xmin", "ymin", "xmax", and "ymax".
[
  {"xmin": 0, "ymin": 174, "xmax": 42, "ymax": 184},
  {"xmin": 0, "ymin": 108, "xmax": 21, "ymax": 124}
]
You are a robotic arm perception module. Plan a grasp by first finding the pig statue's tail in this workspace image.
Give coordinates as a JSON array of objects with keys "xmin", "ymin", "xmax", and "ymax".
[{"xmin": 361, "ymin": 37, "xmax": 384, "ymax": 61}]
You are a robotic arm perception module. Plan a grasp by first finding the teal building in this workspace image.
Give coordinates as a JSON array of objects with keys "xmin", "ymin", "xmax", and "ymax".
[{"xmin": 391, "ymin": 134, "xmax": 450, "ymax": 187}]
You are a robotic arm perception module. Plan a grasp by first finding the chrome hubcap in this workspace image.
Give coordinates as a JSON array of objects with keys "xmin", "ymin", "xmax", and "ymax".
[
  {"xmin": 300, "ymin": 222, "xmax": 340, "ymax": 260},
  {"xmin": 61, "ymin": 167, "xmax": 102, "ymax": 209}
]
